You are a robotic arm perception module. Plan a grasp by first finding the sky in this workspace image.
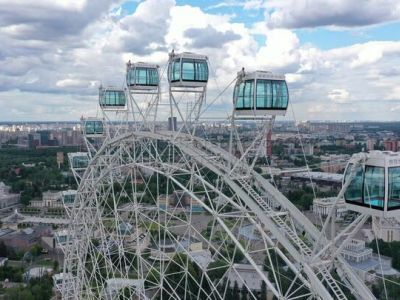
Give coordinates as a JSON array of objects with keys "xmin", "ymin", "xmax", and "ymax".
[{"xmin": 1, "ymin": 0, "xmax": 400, "ymax": 121}]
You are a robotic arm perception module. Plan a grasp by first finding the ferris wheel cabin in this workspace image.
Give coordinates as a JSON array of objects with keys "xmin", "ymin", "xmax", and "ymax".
[
  {"xmin": 233, "ymin": 70, "xmax": 289, "ymax": 118},
  {"xmin": 168, "ymin": 51, "xmax": 209, "ymax": 88},
  {"xmin": 126, "ymin": 62, "xmax": 159, "ymax": 91},
  {"xmin": 99, "ymin": 86, "xmax": 127, "ymax": 110},
  {"xmin": 82, "ymin": 118, "xmax": 104, "ymax": 137},
  {"xmin": 61, "ymin": 190, "xmax": 77, "ymax": 207},
  {"xmin": 344, "ymin": 151, "xmax": 400, "ymax": 218},
  {"xmin": 68, "ymin": 152, "xmax": 89, "ymax": 170}
]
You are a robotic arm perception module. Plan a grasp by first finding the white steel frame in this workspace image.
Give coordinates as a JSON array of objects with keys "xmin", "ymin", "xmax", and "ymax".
[{"xmin": 61, "ymin": 55, "xmax": 384, "ymax": 300}]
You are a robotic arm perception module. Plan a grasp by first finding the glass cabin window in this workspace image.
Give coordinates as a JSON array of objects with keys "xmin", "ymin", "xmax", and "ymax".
[
  {"xmin": 182, "ymin": 60, "xmax": 195, "ymax": 81},
  {"xmin": 85, "ymin": 121, "xmax": 102, "ymax": 135},
  {"xmin": 255, "ymin": 80, "xmax": 288, "ymax": 109},
  {"xmin": 170, "ymin": 59, "xmax": 181, "ymax": 82},
  {"xmin": 273, "ymin": 80, "xmax": 289, "ymax": 109},
  {"xmin": 344, "ymin": 164, "xmax": 363, "ymax": 205},
  {"xmin": 235, "ymin": 81, "xmax": 254, "ymax": 110},
  {"xmin": 148, "ymin": 69, "xmax": 158, "ymax": 85},
  {"xmin": 127, "ymin": 68, "xmax": 158, "ymax": 86},
  {"xmin": 363, "ymin": 166, "xmax": 385, "ymax": 208},
  {"xmin": 196, "ymin": 60, "xmax": 208, "ymax": 81},
  {"xmin": 235, "ymin": 83, "xmax": 245, "ymax": 109},
  {"xmin": 256, "ymin": 80, "xmax": 272, "ymax": 109},
  {"xmin": 85, "ymin": 122, "xmax": 95, "ymax": 135},
  {"xmin": 73, "ymin": 156, "xmax": 88, "ymax": 168},
  {"xmin": 64, "ymin": 194, "xmax": 75, "ymax": 204},
  {"xmin": 101, "ymin": 91, "xmax": 126, "ymax": 107},
  {"xmin": 94, "ymin": 122, "xmax": 103, "ymax": 134},
  {"xmin": 388, "ymin": 167, "xmax": 400, "ymax": 209},
  {"xmin": 116, "ymin": 91, "xmax": 126, "ymax": 106},
  {"xmin": 243, "ymin": 80, "xmax": 253, "ymax": 109},
  {"xmin": 169, "ymin": 58, "xmax": 208, "ymax": 82},
  {"xmin": 136, "ymin": 68, "xmax": 147, "ymax": 85}
]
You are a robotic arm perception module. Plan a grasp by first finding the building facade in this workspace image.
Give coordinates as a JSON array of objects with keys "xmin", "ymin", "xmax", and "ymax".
[
  {"xmin": 0, "ymin": 182, "xmax": 20, "ymax": 209},
  {"xmin": 30, "ymin": 191, "xmax": 63, "ymax": 208}
]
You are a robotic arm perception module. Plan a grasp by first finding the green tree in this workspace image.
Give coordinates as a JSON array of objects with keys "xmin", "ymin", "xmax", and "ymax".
[
  {"xmin": 162, "ymin": 253, "xmax": 199, "ymax": 299},
  {"xmin": 233, "ymin": 281, "xmax": 240, "ymax": 300},
  {"xmin": 207, "ymin": 259, "xmax": 229, "ymax": 281},
  {"xmin": 241, "ymin": 287, "xmax": 247, "ymax": 300},
  {"xmin": 30, "ymin": 244, "xmax": 43, "ymax": 257},
  {"xmin": 372, "ymin": 276, "xmax": 400, "ymax": 299},
  {"xmin": 299, "ymin": 194, "xmax": 313, "ymax": 210},
  {"xmin": 0, "ymin": 241, "xmax": 8, "ymax": 257},
  {"xmin": 53, "ymin": 260, "xmax": 59, "ymax": 271},
  {"xmin": 260, "ymin": 281, "xmax": 267, "ymax": 300},
  {"xmin": 225, "ymin": 283, "xmax": 233, "ymax": 299}
]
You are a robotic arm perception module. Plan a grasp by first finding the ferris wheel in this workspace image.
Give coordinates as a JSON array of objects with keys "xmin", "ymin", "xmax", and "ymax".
[{"xmin": 57, "ymin": 50, "xmax": 398, "ymax": 300}]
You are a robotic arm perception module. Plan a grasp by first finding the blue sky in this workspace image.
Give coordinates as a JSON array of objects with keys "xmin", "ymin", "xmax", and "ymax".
[{"xmin": 1, "ymin": 0, "xmax": 400, "ymax": 121}]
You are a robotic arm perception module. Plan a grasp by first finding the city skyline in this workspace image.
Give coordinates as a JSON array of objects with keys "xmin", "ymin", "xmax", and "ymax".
[{"xmin": 1, "ymin": 0, "xmax": 400, "ymax": 121}]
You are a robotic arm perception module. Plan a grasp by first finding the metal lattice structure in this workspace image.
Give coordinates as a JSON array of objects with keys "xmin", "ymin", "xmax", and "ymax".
[{"xmin": 58, "ymin": 52, "xmax": 394, "ymax": 300}]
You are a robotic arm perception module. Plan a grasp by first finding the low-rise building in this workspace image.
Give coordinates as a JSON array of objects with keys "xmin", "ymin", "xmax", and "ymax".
[
  {"xmin": 104, "ymin": 278, "xmax": 144, "ymax": 300},
  {"xmin": 341, "ymin": 239, "xmax": 398, "ymax": 282},
  {"xmin": 0, "ymin": 225, "xmax": 52, "ymax": 251},
  {"xmin": 372, "ymin": 218, "xmax": 400, "ymax": 242},
  {"xmin": 0, "ymin": 182, "xmax": 20, "ymax": 209},
  {"xmin": 227, "ymin": 263, "xmax": 268, "ymax": 292},
  {"xmin": 312, "ymin": 197, "xmax": 347, "ymax": 219},
  {"xmin": 150, "ymin": 236, "xmax": 210, "ymax": 267},
  {"xmin": 24, "ymin": 267, "xmax": 53, "ymax": 280},
  {"xmin": 0, "ymin": 257, "xmax": 8, "ymax": 267},
  {"xmin": 157, "ymin": 191, "xmax": 204, "ymax": 212},
  {"xmin": 291, "ymin": 172, "xmax": 343, "ymax": 187},
  {"xmin": 30, "ymin": 191, "xmax": 63, "ymax": 208}
]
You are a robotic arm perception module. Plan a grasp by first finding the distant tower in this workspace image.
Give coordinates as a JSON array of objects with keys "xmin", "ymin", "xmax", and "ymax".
[
  {"xmin": 56, "ymin": 152, "xmax": 64, "ymax": 169},
  {"xmin": 266, "ymin": 129, "xmax": 272, "ymax": 157},
  {"xmin": 168, "ymin": 117, "xmax": 177, "ymax": 131}
]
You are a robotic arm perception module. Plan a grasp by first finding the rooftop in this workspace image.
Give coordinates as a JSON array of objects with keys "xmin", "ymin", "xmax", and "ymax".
[{"xmin": 292, "ymin": 171, "xmax": 343, "ymax": 183}]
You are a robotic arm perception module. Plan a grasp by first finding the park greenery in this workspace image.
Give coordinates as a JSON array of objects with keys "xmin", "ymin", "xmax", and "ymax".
[
  {"xmin": 369, "ymin": 239, "xmax": 400, "ymax": 271},
  {"xmin": 1, "ymin": 274, "xmax": 53, "ymax": 300},
  {"xmin": 0, "ymin": 147, "xmax": 77, "ymax": 205},
  {"xmin": 285, "ymin": 183, "xmax": 338, "ymax": 211},
  {"xmin": 371, "ymin": 276, "xmax": 400, "ymax": 300}
]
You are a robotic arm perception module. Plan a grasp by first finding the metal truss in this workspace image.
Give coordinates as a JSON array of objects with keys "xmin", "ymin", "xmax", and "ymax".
[
  {"xmin": 62, "ymin": 129, "xmax": 375, "ymax": 300},
  {"xmin": 62, "ymin": 58, "xmax": 378, "ymax": 300}
]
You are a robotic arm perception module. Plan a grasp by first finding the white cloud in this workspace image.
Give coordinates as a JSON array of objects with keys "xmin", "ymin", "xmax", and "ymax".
[
  {"xmin": 0, "ymin": 0, "xmax": 118, "ymax": 40},
  {"xmin": 0, "ymin": 0, "xmax": 400, "ymax": 121},
  {"xmin": 256, "ymin": 29, "xmax": 300, "ymax": 70},
  {"xmin": 328, "ymin": 89, "xmax": 350, "ymax": 103},
  {"xmin": 206, "ymin": 0, "xmax": 263, "ymax": 10},
  {"xmin": 264, "ymin": 0, "xmax": 400, "ymax": 29},
  {"xmin": 56, "ymin": 79, "xmax": 92, "ymax": 88},
  {"xmin": 0, "ymin": 0, "xmax": 89, "ymax": 11},
  {"xmin": 0, "ymin": 90, "xmax": 97, "ymax": 121}
]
